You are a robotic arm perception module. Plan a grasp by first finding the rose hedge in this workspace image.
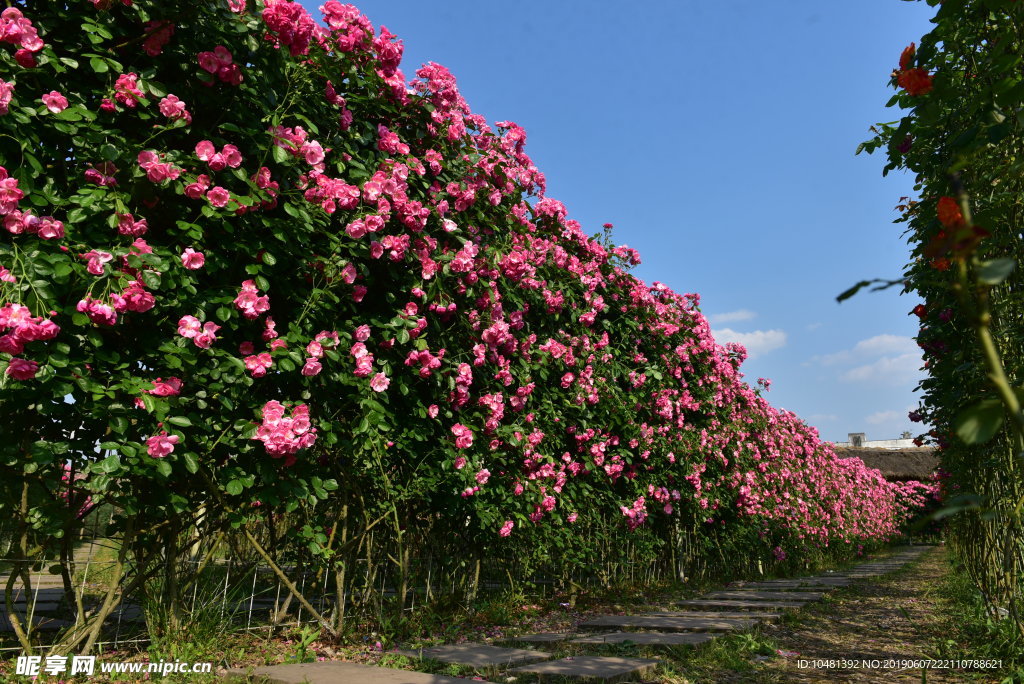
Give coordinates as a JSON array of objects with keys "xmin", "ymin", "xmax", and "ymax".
[{"xmin": 0, "ymin": 0, "xmax": 929, "ymax": 575}]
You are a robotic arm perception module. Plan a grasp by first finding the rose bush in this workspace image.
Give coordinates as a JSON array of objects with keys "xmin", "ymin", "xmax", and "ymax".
[
  {"xmin": 859, "ymin": 0, "xmax": 1023, "ymax": 638},
  {"xmin": 0, "ymin": 0, "xmax": 932, "ymax": 649}
]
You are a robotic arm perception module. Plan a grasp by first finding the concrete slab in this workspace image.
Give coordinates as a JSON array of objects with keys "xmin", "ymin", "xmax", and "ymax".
[
  {"xmin": 676, "ymin": 599, "xmax": 805, "ymax": 610},
  {"xmin": 509, "ymin": 655, "xmax": 660, "ymax": 683},
  {"xmin": 579, "ymin": 615, "xmax": 757, "ymax": 632},
  {"xmin": 503, "ymin": 632, "xmax": 582, "ymax": 643},
  {"xmin": 226, "ymin": 661, "xmax": 479, "ymax": 683},
  {"xmin": 571, "ymin": 631, "xmax": 715, "ymax": 646},
  {"xmin": 701, "ymin": 590, "xmax": 824, "ymax": 601},
  {"xmin": 396, "ymin": 643, "xmax": 548, "ymax": 668}
]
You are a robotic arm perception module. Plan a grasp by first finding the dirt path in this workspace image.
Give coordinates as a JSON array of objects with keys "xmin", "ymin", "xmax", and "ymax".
[{"xmin": 755, "ymin": 546, "xmax": 993, "ymax": 683}]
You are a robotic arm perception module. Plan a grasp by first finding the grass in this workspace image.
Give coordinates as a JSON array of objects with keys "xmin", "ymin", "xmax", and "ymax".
[{"xmin": 926, "ymin": 559, "xmax": 1024, "ymax": 683}]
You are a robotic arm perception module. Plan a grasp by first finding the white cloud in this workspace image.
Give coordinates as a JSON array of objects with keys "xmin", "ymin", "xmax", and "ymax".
[
  {"xmin": 865, "ymin": 409, "xmax": 903, "ymax": 425},
  {"xmin": 840, "ymin": 352, "xmax": 922, "ymax": 385},
  {"xmin": 714, "ymin": 328, "xmax": 787, "ymax": 359},
  {"xmin": 708, "ymin": 309, "xmax": 757, "ymax": 325},
  {"xmin": 812, "ymin": 334, "xmax": 918, "ymax": 367},
  {"xmin": 851, "ymin": 334, "xmax": 917, "ymax": 357}
]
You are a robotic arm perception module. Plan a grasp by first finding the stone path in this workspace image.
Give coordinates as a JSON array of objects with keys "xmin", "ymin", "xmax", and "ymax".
[{"xmin": 219, "ymin": 545, "xmax": 938, "ymax": 683}]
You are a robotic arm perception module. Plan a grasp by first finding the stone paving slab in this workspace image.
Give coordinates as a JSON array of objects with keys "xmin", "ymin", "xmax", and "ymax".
[
  {"xmin": 676, "ymin": 599, "xmax": 805, "ymax": 610},
  {"xmin": 571, "ymin": 630, "xmax": 716, "ymax": 646},
  {"xmin": 509, "ymin": 655, "xmax": 660, "ymax": 683},
  {"xmin": 503, "ymin": 632, "xmax": 584, "ymax": 643},
  {"xmin": 580, "ymin": 614, "xmax": 757, "ymax": 632},
  {"xmin": 732, "ymin": 577, "xmax": 853, "ymax": 588},
  {"xmin": 396, "ymin": 643, "xmax": 549, "ymax": 667},
  {"xmin": 701, "ymin": 590, "xmax": 824, "ymax": 601},
  {"xmin": 226, "ymin": 661, "xmax": 481, "ymax": 683},
  {"xmin": 640, "ymin": 610, "xmax": 782, "ymax": 621}
]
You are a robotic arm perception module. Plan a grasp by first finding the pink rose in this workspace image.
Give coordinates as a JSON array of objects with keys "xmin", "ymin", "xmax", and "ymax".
[
  {"xmin": 301, "ymin": 357, "xmax": 322, "ymax": 377},
  {"xmin": 499, "ymin": 520, "xmax": 514, "ymax": 537},
  {"xmin": 41, "ymin": 90, "xmax": 68, "ymax": 113},
  {"xmin": 146, "ymin": 431, "xmax": 179, "ymax": 458},
  {"xmin": 148, "ymin": 377, "xmax": 182, "ymax": 397},
  {"xmin": 181, "ymin": 247, "xmax": 205, "ymax": 270},
  {"xmin": 5, "ymin": 357, "xmax": 38, "ymax": 380},
  {"xmin": 206, "ymin": 186, "xmax": 230, "ymax": 208},
  {"xmin": 369, "ymin": 372, "xmax": 390, "ymax": 392}
]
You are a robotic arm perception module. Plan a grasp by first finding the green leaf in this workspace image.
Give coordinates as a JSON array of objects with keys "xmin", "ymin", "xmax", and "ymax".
[
  {"xmin": 155, "ymin": 459, "xmax": 172, "ymax": 477},
  {"xmin": 977, "ymin": 258, "xmax": 1015, "ymax": 285},
  {"xmin": 139, "ymin": 393, "xmax": 156, "ymax": 413},
  {"xmin": 261, "ymin": 251, "xmax": 277, "ymax": 266},
  {"xmin": 836, "ymin": 280, "xmax": 872, "ymax": 303},
  {"xmin": 89, "ymin": 56, "xmax": 108, "ymax": 73},
  {"xmin": 183, "ymin": 453, "xmax": 199, "ymax": 474},
  {"xmin": 272, "ymin": 145, "xmax": 289, "ymax": 164},
  {"xmin": 95, "ymin": 454, "xmax": 121, "ymax": 474},
  {"xmin": 140, "ymin": 270, "xmax": 161, "ymax": 289},
  {"xmin": 167, "ymin": 415, "xmax": 192, "ymax": 427},
  {"xmin": 954, "ymin": 399, "xmax": 1004, "ymax": 445},
  {"xmin": 226, "ymin": 480, "xmax": 243, "ymax": 496}
]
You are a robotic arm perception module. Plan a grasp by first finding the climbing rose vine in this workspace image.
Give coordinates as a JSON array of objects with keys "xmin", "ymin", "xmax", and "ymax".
[{"xmin": 0, "ymin": 0, "xmax": 930, "ymax": 575}]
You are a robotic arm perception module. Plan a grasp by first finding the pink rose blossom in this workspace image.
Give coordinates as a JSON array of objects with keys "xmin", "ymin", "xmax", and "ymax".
[
  {"xmin": 193, "ymin": 322, "xmax": 220, "ymax": 349},
  {"xmin": 146, "ymin": 431, "xmax": 179, "ymax": 458},
  {"xmin": 499, "ymin": 520, "xmax": 514, "ymax": 537},
  {"xmin": 148, "ymin": 377, "xmax": 182, "ymax": 397},
  {"xmin": 206, "ymin": 186, "xmax": 230, "ymax": 208},
  {"xmin": 245, "ymin": 352, "xmax": 273, "ymax": 378},
  {"xmin": 181, "ymin": 247, "xmax": 205, "ymax": 269},
  {"xmin": 369, "ymin": 372, "xmax": 390, "ymax": 392},
  {"xmin": 301, "ymin": 357, "xmax": 322, "ymax": 376},
  {"xmin": 0, "ymin": 79, "xmax": 14, "ymax": 115},
  {"xmin": 158, "ymin": 94, "xmax": 191, "ymax": 123},
  {"xmin": 234, "ymin": 280, "xmax": 270, "ymax": 319},
  {"xmin": 5, "ymin": 357, "xmax": 38, "ymax": 380},
  {"xmin": 41, "ymin": 90, "xmax": 68, "ymax": 113}
]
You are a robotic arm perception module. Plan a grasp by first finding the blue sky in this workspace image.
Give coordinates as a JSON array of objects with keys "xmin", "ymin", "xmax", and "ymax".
[{"xmin": 300, "ymin": 1, "xmax": 937, "ymax": 442}]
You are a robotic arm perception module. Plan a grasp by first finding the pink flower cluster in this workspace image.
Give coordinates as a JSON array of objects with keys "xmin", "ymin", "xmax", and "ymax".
[
  {"xmin": 196, "ymin": 140, "xmax": 242, "ymax": 171},
  {"xmin": 197, "ymin": 45, "xmax": 242, "ymax": 85},
  {"xmin": 262, "ymin": 0, "xmax": 324, "ymax": 56},
  {"xmin": 0, "ymin": 303, "xmax": 59, "ymax": 379},
  {"xmin": 234, "ymin": 280, "xmax": 270, "ymax": 319},
  {"xmin": 114, "ymin": 73, "xmax": 146, "ymax": 108},
  {"xmin": 178, "ymin": 315, "xmax": 219, "ymax": 348},
  {"xmin": 137, "ymin": 150, "xmax": 181, "ymax": 183},
  {"xmin": 2, "ymin": 165, "xmax": 63, "ymax": 239},
  {"xmin": 451, "ymin": 423, "xmax": 473, "ymax": 449},
  {"xmin": 252, "ymin": 400, "xmax": 317, "ymax": 465},
  {"xmin": 159, "ymin": 95, "xmax": 192, "ymax": 124},
  {"xmin": 0, "ymin": 8, "xmax": 44, "ymax": 69}
]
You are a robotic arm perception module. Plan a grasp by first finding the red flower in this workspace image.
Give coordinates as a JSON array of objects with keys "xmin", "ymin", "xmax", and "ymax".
[
  {"xmin": 911, "ymin": 304, "xmax": 927, "ymax": 318},
  {"xmin": 897, "ymin": 68, "xmax": 933, "ymax": 96},
  {"xmin": 899, "ymin": 43, "xmax": 915, "ymax": 71},
  {"xmin": 936, "ymin": 196, "xmax": 963, "ymax": 228}
]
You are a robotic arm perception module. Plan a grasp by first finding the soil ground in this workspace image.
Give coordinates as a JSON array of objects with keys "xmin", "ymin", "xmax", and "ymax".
[{"xmin": 747, "ymin": 545, "xmax": 999, "ymax": 684}]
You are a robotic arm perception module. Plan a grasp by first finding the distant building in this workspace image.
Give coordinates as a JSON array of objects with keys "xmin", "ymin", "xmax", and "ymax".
[{"xmin": 832, "ymin": 432, "xmax": 916, "ymax": 449}]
